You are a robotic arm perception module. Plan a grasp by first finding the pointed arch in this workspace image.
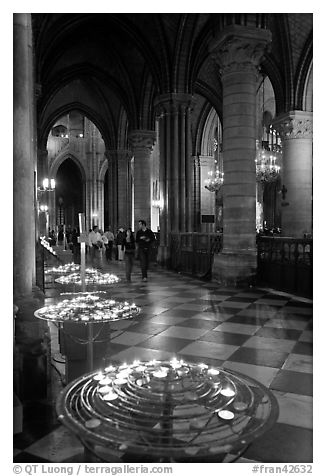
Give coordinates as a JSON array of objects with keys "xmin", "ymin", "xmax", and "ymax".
[
  {"xmin": 99, "ymin": 156, "xmax": 109, "ymax": 183},
  {"xmin": 49, "ymin": 149, "xmax": 86, "ymax": 183},
  {"xmin": 295, "ymin": 31, "xmax": 313, "ymax": 111},
  {"xmin": 39, "ymin": 102, "xmax": 114, "ymax": 152}
]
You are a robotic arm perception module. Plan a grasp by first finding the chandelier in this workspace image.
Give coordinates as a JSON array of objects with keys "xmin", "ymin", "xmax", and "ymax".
[
  {"xmin": 204, "ymin": 168, "xmax": 224, "ymax": 192},
  {"xmin": 255, "ymin": 140, "xmax": 281, "ymax": 183}
]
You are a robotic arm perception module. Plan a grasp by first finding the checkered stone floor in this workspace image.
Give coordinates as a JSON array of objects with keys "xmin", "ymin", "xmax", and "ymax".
[{"xmin": 14, "ymin": 259, "xmax": 313, "ymax": 463}]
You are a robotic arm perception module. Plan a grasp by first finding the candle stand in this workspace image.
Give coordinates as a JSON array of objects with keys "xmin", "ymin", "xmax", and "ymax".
[
  {"xmin": 35, "ymin": 293, "xmax": 141, "ymax": 382},
  {"xmin": 56, "ymin": 359, "xmax": 279, "ymax": 463}
]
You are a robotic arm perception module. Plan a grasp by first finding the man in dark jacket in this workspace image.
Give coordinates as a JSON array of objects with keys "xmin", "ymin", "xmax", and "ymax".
[{"xmin": 135, "ymin": 220, "xmax": 155, "ymax": 281}]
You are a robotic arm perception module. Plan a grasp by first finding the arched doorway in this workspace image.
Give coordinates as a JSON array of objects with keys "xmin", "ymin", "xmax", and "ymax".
[{"xmin": 55, "ymin": 158, "xmax": 83, "ymax": 232}]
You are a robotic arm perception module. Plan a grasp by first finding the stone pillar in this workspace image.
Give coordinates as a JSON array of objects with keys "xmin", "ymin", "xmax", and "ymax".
[
  {"xmin": 129, "ymin": 131, "xmax": 156, "ymax": 231},
  {"xmin": 97, "ymin": 178, "xmax": 104, "ymax": 231},
  {"xmin": 155, "ymin": 94, "xmax": 194, "ymax": 231},
  {"xmin": 154, "ymin": 95, "xmax": 194, "ymax": 263},
  {"xmin": 273, "ymin": 111, "xmax": 313, "ymax": 237},
  {"xmin": 193, "ymin": 155, "xmax": 201, "ymax": 231},
  {"xmin": 106, "ymin": 150, "xmax": 132, "ymax": 232},
  {"xmin": 210, "ymin": 25, "xmax": 272, "ymax": 285},
  {"xmin": 13, "ymin": 13, "xmax": 35, "ymax": 298},
  {"xmin": 105, "ymin": 150, "xmax": 118, "ymax": 232},
  {"xmin": 85, "ymin": 127, "xmax": 103, "ymax": 229}
]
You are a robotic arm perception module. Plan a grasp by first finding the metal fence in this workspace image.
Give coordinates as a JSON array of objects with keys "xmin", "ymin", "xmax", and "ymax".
[
  {"xmin": 256, "ymin": 236, "xmax": 313, "ymax": 297},
  {"xmin": 169, "ymin": 232, "xmax": 223, "ymax": 279}
]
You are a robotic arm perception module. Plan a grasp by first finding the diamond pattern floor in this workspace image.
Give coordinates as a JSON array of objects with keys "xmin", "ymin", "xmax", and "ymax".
[{"xmin": 14, "ymin": 257, "xmax": 313, "ymax": 463}]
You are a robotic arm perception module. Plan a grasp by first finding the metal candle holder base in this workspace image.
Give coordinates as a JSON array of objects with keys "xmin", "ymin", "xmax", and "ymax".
[{"xmin": 56, "ymin": 359, "xmax": 279, "ymax": 462}]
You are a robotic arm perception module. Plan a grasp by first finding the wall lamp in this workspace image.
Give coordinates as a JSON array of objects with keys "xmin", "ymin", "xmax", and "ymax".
[{"xmin": 38, "ymin": 178, "xmax": 55, "ymax": 192}]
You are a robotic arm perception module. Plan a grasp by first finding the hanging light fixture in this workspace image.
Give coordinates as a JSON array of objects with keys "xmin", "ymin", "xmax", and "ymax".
[
  {"xmin": 255, "ymin": 139, "xmax": 281, "ymax": 183},
  {"xmin": 204, "ymin": 137, "xmax": 224, "ymax": 192},
  {"xmin": 204, "ymin": 168, "xmax": 224, "ymax": 192},
  {"xmin": 255, "ymin": 77, "xmax": 281, "ymax": 183}
]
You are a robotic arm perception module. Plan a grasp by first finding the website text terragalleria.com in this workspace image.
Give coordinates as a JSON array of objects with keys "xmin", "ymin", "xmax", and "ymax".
[{"xmin": 18, "ymin": 465, "xmax": 173, "ymax": 475}]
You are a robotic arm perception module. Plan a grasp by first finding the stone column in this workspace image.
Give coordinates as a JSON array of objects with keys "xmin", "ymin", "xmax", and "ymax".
[
  {"xmin": 209, "ymin": 25, "xmax": 272, "ymax": 285},
  {"xmin": 97, "ymin": 178, "xmax": 104, "ymax": 231},
  {"xmin": 129, "ymin": 131, "xmax": 156, "ymax": 231},
  {"xmin": 155, "ymin": 94, "xmax": 194, "ymax": 231},
  {"xmin": 13, "ymin": 13, "xmax": 35, "ymax": 298},
  {"xmin": 85, "ymin": 127, "xmax": 103, "ymax": 229},
  {"xmin": 154, "ymin": 95, "xmax": 194, "ymax": 263},
  {"xmin": 106, "ymin": 150, "xmax": 132, "ymax": 232},
  {"xmin": 273, "ymin": 111, "xmax": 313, "ymax": 237},
  {"xmin": 105, "ymin": 150, "xmax": 118, "ymax": 232}
]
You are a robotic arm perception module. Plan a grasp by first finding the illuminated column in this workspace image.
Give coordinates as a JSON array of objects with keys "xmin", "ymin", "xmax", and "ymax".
[
  {"xmin": 13, "ymin": 13, "xmax": 35, "ymax": 298},
  {"xmin": 106, "ymin": 150, "xmax": 132, "ymax": 232},
  {"xmin": 129, "ymin": 131, "xmax": 156, "ymax": 231},
  {"xmin": 97, "ymin": 178, "xmax": 104, "ymax": 231},
  {"xmin": 86, "ymin": 125, "xmax": 102, "ymax": 228},
  {"xmin": 274, "ymin": 111, "xmax": 313, "ymax": 237},
  {"xmin": 210, "ymin": 25, "xmax": 271, "ymax": 285}
]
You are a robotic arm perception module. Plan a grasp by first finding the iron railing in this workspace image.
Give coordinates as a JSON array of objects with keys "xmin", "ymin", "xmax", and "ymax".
[
  {"xmin": 257, "ymin": 236, "xmax": 312, "ymax": 297},
  {"xmin": 169, "ymin": 232, "xmax": 223, "ymax": 279}
]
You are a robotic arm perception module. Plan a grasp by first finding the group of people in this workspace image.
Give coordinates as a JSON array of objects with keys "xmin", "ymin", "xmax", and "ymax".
[{"xmin": 88, "ymin": 220, "xmax": 156, "ymax": 282}]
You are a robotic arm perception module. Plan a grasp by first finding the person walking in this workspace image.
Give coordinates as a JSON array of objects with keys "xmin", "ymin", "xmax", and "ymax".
[
  {"xmin": 135, "ymin": 220, "xmax": 155, "ymax": 281},
  {"xmin": 104, "ymin": 226, "xmax": 115, "ymax": 261},
  {"xmin": 116, "ymin": 227, "xmax": 125, "ymax": 261},
  {"xmin": 122, "ymin": 228, "xmax": 136, "ymax": 282},
  {"xmin": 88, "ymin": 225, "xmax": 103, "ymax": 268}
]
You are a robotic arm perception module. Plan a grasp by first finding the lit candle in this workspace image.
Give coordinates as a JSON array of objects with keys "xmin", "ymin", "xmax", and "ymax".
[
  {"xmin": 153, "ymin": 370, "xmax": 168, "ymax": 378},
  {"xmin": 105, "ymin": 365, "xmax": 116, "ymax": 372},
  {"xmin": 93, "ymin": 372, "xmax": 104, "ymax": 381},
  {"xmin": 207, "ymin": 368, "xmax": 220, "ymax": 376},
  {"xmin": 136, "ymin": 365, "xmax": 146, "ymax": 372},
  {"xmin": 103, "ymin": 392, "xmax": 118, "ymax": 401},
  {"xmin": 99, "ymin": 378, "xmax": 112, "ymax": 386},
  {"xmin": 198, "ymin": 363, "xmax": 208, "ymax": 370},
  {"xmin": 114, "ymin": 378, "xmax": 128, "ymax": 386},
  {"xmin": 221, "ymin": 388, "xmax": 235, "ymax": 397},
  {"xmin": 98, "ymin": 385, "xmax": 112, "ymax": 394},
  {"xmin": 116, "ymin": 369, "xmax": 132, "ymax": 379},
  {"xmin": 218, "ymin": 410, "xmax": 234, "ymax": 420}
]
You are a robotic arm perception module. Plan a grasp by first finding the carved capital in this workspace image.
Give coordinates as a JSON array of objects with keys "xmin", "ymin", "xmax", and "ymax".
[
  {"xmin": 154, "ymin": 93, "xmax": 195, "ymax": 117},
  {"xmin": 128, "ymin": 130, "xmax": 156, "ymax": 153},
  {"xmin": 273, "ymin": 111, "xmax": 313, "ymax": 140},
  {"xmin": 209, "ymin": 25, "xmax": 272, "ymax": 77}
]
